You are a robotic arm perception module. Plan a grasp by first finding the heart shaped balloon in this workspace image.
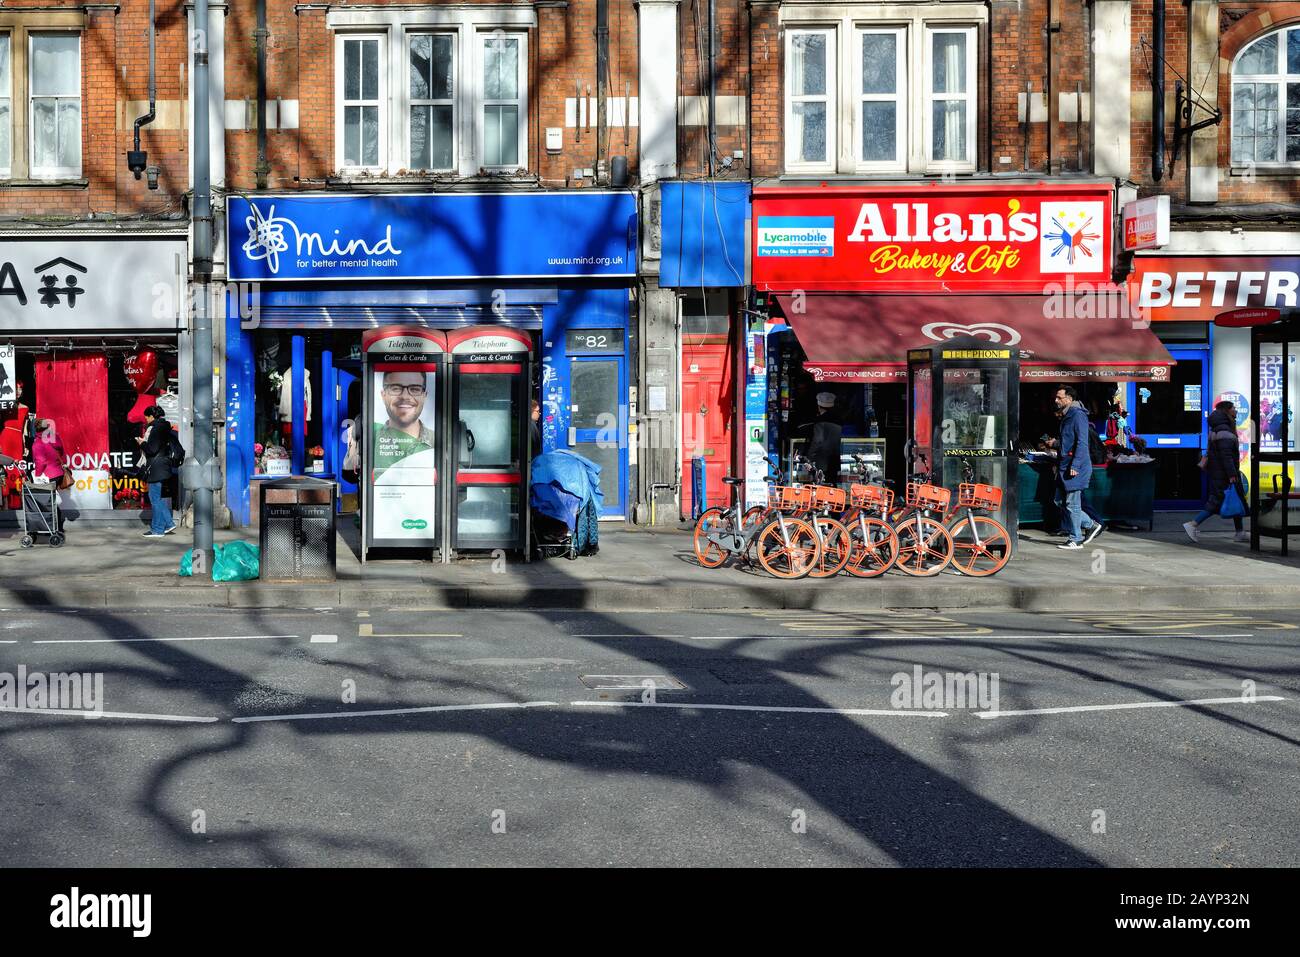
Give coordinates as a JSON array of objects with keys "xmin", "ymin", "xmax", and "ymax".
[{"xmin": 123, "ymin": 350, "xmax": 159, "ymax": 394}]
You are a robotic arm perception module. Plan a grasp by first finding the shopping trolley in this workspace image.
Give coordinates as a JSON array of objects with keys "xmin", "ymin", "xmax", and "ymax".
[{"xmin": 8, "ymin": 458, "xmax": 64, "ymax": 548}]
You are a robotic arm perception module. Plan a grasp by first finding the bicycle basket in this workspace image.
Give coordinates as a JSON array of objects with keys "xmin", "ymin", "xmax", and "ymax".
[
  {"xmin": 812, "ymin": 485, "xmax": 846, "ymax": 510},
  {"xmin": 905, "ymin": 482, "xmax": 951, "ymax": 511},
  {"xmin": 849, "ymin": 483, "xmax": 893, "ymax": 512},
  {"xmin": 778, "ymin": 485, "xmax": 814, "ymax": 511},
  {"xmin": 958, "ymin": 483, "xmax": 1003, "ymax": 510}
]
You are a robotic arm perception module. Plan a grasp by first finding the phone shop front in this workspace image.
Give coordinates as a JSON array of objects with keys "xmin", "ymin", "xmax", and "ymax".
[{"xmin": 224, "ymin": 192, "xmax": 637, "ymax": 556}]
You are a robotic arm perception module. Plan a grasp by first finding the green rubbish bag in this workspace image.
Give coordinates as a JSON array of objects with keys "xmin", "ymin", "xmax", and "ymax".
[
  {"xmin": 178, "ymin": 549, "xmax": 194, "ymax": 577},
  {"xmin": 212, "ymin": 541, "xmax": 261, "ymax": 582}
]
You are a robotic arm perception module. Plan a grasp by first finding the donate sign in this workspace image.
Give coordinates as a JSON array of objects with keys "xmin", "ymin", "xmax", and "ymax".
[
  {"xmin": 227, "ymin": 192, "xmax": 637, "ymax": 282},
  {"xmin": 753, "ymin": 184, "xmax": 1114, "ymax": 292}
]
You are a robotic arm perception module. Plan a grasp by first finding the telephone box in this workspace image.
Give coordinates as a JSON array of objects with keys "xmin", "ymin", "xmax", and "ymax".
[
  {"xmin": 446, "ymin": 327, "xmax": 534, "ymax": 555},
  {"xmin": 363, "ymin": 327, "xmax": 446, "ymax": 561},
  {"xmin": 362, "ymin": 325, "xmax": 535, "ymax": 563},
  {"xmin": 906, "ymin": 337, "xmax": 1020, "ymax": 542}
]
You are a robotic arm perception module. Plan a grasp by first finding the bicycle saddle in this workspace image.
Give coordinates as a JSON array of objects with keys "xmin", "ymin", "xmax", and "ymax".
[{"xmin": 722, "ymin": 476, "xmax": 744, "ymax": 485}]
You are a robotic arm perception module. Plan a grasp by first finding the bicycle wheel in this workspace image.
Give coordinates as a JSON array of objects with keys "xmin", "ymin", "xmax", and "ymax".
[
  {"xmin": 692, "ymin": 507, "xmax": 731, "ymax": 568},
  {"xmin": 844, "ymin": 515, "xmax": 899, "ymax": 578},
  {"xmin": 808, "ymin": 516, "xmax": 852, "ymax": 577},
  {"xmin": 756, "ymin": 517, "xmax": 820, "ymax": 579},
  {"xmin": 948, "ymin": 515, "xmax": 1012, "ymax": 576},
  {"xmin": 893, "ymin": 515, "xmax": 953, "ymax": 576}
]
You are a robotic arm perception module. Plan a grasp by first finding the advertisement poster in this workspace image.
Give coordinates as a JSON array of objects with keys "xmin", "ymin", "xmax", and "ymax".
[
  {"xmin": 1259, "ymin": 354, "xmax": 1296, "ymax": 453},
  {"xmin": 0, "ymin": 344, "xmax": 14, "ymax": 411},
  {"xmin": 371, "ymin": 366, "xmax": 438, "ymax": 540}
]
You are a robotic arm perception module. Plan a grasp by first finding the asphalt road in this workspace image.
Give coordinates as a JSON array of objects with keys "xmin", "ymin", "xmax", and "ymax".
[{"xmin": 1, "ymin": 604, "xmax": 1297, "ymax": 867}]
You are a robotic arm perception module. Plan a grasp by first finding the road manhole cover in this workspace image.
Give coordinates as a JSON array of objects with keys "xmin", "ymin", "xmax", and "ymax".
[{"xmin": 579, "ymin": 674, "xmax": 686, "ymax": 691}]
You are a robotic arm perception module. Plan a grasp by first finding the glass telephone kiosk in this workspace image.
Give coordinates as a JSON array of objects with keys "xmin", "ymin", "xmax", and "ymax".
[{"xmin": 906, "ymin": 338, "xmax": 1020, "ymax": 544}]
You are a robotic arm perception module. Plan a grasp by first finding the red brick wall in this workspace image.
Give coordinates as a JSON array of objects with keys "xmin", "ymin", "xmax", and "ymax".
[
  {"xmin": 677, "ymin": 0, "xmax": 750, "ymax": 177},
  {"xmin": 226, "ymin": 0, "xmax": 641, "ymax": 191},
  {"xmin": 0, "ymin": 1, "xmax": 188, "ymax": 220},
  {"xmin": 1129, "ymin": 1, "xmax": 1300, "ymax": 205},
  {"xmin": 747, "ymin": 0, "xmax": 1094, "ymax": 179}
]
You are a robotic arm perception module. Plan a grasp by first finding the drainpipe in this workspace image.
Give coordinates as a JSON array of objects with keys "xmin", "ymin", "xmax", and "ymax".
[
  {"xmin": 707, "ymin": 0, "xmax": 717, "ymax": 176},
  {"xmin": 1044, "ymin": 4, "xmax": 1060, "ymax": 174},
  {"xmin": 255, "ymin": 0, "xmax": 269, "ymax": 189},
  {"xmin": 130, "ymin": 0, "xmax": 156, "ymax": 183},
  {"xmin": 596, "ymin": 0, "xmax": 609, "ymax": 182},
  {"xmin": 1152, "ymin": 0, "xmax": 1166, "ymax": 180}
]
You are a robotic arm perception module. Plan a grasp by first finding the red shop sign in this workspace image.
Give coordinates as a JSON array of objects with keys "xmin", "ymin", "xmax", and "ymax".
[
  {"xmin": 1130, "ymin": 256, "xmax": 1300, "ymax": 323},
  {"xmin": 752, "ymin": 183, "xmax": 1114, "ymax": 293}
]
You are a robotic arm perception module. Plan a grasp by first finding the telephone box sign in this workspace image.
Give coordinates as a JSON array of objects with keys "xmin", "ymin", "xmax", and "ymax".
[{"xmin": 753, "ymin": 184, "xmax": 1114, "ymax": 292}]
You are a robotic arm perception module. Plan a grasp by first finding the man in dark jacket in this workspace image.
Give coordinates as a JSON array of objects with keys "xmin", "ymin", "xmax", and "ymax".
[
  {"xmin": 1184, "ymin": 401, "xmax": 1246, "ymax": 543},
  {"xmin": 1054, "ymin": 386, "xmax": 1102, "ymax": 549},
  {"xmin": 803, "ymin": 392, "xmax": 843, "ymax": 484},
  {"xmin": 136, "ymin": 405, "xmax": 177, "ymax": 537}
]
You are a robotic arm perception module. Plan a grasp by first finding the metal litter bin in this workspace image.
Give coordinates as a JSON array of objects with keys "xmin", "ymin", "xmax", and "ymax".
[{"xmin": 258, "ymin": 476, "xmax": 337, "ymax": 582}]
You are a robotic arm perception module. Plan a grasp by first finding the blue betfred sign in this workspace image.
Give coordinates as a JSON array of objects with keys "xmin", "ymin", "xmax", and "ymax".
[{"xmin": 227, "ymin": 192, "xmax": 637, "ymax": 282}]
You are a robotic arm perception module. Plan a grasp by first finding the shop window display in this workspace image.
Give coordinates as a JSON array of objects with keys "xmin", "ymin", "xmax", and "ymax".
[{"xmin": 0, "ymin": 346, "xmax": 179, "ymax": 513}]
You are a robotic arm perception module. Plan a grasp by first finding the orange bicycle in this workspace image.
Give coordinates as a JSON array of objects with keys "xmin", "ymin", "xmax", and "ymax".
[
  {"xmin": 693, "ymin": 476, "xmax": 822, "ymax": 579},
  {"xmin": 840, "ymin": 481, "xmax": 900, "ymax": 577},
  {"xmin": 946, "ymin": 458, "xmax": 1012, "ymax": 576}
]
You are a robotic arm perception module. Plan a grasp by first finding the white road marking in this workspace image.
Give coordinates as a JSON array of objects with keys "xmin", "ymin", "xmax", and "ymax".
[
  {"xmin": 571, "ymin": 701, "xmax": 949, "ymax": 717},
  {"xmin": 31, "ymin": 635, "xmax": 297, "ymax": 645},
  {"xmin": 232, "ymin": 700, "xmax": 558, "ymax": 724},
  {"xmin": 310, "ymin": 634, "xmax": 338, "ymax": 644},
  {"xmin": 0, "ymin": 640, "xmax": 16, "ymax": 644},
  {"xmin": 689, "ymin": 633, "xmax": 1255, "ymax": 641},
  {"xmin": 1, "ymin": 707, "xmax": 218, "ymax": 723},
  {"xmin": 975, "ymin": 695, "xmax": 1288, "ymax": 719},
  {"xmin": 576, "ymin": 634, "xmax": 685, "ymax": 639}
]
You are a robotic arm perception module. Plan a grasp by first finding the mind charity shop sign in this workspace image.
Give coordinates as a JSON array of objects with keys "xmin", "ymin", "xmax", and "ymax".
[
  {"xmin": 752, "ymin": 184, "xmax": 1114, "ymax": 293},
  {"xmin": 227, "ymin": 192, "xmax": 638, "ymax": 282}
]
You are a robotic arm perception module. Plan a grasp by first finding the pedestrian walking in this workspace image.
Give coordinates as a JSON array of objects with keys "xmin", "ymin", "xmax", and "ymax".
[
  {"xmin": 1184, "ymin": 401, "xmax": 1248, "ymax": 543},
  {"xmin": 31, "ymin": 419, "xmax": 71, "ymax": 488},
  {"xmin": 529, "ymin": 398, "xmax": 542, "ymax": 456},
  {"xmin": 136, "ymin": 405, "xmax": 178, "ymax": 538},
  {"xmin": 1054, "ymin": 385, "xmax": 1103, "ymax": 550}
]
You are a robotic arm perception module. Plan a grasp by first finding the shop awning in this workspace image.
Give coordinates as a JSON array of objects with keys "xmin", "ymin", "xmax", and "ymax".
[{"xmin": 776, "ymin": 294, "xmax": 1176, "ymax": 382}]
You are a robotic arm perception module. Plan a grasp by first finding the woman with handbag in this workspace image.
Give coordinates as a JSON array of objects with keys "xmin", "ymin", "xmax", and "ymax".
[
  {"xmin": 1184, "ymin": 401, "xmax": 1247, "ymax": 543},
  {"xmin": 32, "ymin": 419, "xmax": 73, "ymax": 490}
]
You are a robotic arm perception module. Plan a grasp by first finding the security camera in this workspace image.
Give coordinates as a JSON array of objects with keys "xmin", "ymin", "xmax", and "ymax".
[{"xmin": 127, "ymin": 149, "xmax": 148, "ymax": 178}]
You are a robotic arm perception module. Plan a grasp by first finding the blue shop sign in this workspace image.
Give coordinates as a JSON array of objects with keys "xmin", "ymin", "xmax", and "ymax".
[{"xmin": 227, "ymin": 191, "xmax": 637, "ymax": 282}]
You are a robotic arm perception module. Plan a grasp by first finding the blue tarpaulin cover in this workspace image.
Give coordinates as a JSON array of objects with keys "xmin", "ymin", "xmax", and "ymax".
[{"xmin": 530, "ymin": 450, "xmax": 604, "ymax": 531}]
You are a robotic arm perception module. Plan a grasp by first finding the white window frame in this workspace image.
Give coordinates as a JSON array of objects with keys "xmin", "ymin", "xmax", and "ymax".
[
  {"xmin": 335, "ymin": 32, "xmax": 388, "ymax": 173},
  {"xmin": 476, "ymin": 31, "xmax": 527, "ymax": 170},
  {"xmin": 0, "ymin": 34, "xmax": 12, "ymax": 178},
  {"xmin": 784, "ymin": 26, "xmax": 837, "ymax": 173},
  {"xmin": 780, "ymin": 6, "xmax": 985, "ymax": 176},
  {"xmin": 1230, "ymin": 27, "xmax": 1300, "ymax": 167},
  {"xmin": 27, "ymin": 31, "xmax": 80, "ymax": 180},
  {"xmin": 407, "ymin": 31, "xmax": 457, "ymax": 172},
  {"xmin": 923, "ymin": 25, "xmax": 977, "ymax": 173},
  {"xmin": 853, "ymin": 26, "xmax": 906, "ymax": 173}
]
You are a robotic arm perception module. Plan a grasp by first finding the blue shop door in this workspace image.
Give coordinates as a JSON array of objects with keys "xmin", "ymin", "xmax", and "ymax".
[
  {"xmin": 566, "ymin": 355, "xmax": 626, "ymax": 517},
  {"xmin": 1129, "ymin": 346, "xmax": 1211, "ymax": 508},
  {"xmin": 335, "ymin": 365, "xmax": 360, "ymax": 508}
]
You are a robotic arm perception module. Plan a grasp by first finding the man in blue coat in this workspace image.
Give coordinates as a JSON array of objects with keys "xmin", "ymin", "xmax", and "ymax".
[{"xmin": 1054, "ymin": 385, "xmax": 1103, "ymax": 550}]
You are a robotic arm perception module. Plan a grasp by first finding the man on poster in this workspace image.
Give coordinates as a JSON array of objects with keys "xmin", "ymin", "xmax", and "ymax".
[{"xmin": 373, "ymin": 369, "xmax": 435, "ymax": 478}]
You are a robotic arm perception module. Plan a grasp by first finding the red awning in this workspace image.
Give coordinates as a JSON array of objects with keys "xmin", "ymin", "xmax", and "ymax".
[{"xmin": 777, "ymin": 294, "xmax": 1175, "ymax": 382}]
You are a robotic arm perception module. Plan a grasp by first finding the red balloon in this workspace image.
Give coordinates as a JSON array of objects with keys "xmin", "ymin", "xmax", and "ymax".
[{"xmin": 123, "ymin": 350, "xmax": 159, "ymax": 394}]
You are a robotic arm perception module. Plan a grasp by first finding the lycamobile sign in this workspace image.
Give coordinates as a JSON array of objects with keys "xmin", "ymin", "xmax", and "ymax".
[{"xmin": 227, "ymin": 192, "xmax": 637, "ymax": 282}]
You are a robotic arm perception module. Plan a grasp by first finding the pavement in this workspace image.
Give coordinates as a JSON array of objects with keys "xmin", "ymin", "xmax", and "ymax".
[
  {"xmin": 0, "ymin": 510, "xmax": 1297, "ymax": 612},
  {"xmin": 1, "ymin": 604, "xmax": 1297, "ymax": 866}
]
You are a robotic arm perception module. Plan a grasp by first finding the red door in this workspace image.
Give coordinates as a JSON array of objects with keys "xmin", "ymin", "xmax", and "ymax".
[{"xmin": 682, "ymin": 340, "xmax": 734, "ymax": 515}]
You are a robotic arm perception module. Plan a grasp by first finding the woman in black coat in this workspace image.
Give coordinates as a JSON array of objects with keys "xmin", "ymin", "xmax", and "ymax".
[
  {"xmin": 1183, "ymin": 402, "xmax": 1245, "ymax": 543},
  {"xmin": 136, "ymin": 405, "xmax": 177, "ymax": 536}
]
